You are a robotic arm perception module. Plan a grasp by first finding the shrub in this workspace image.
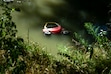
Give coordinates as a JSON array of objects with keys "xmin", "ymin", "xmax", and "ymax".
[
  {"xmin": 0, "ymin": 2, "xmax": 27, "ymax": 74},
  {"xmin": 57, "ymin": 22, "xmax": 111, "ymax": 74}
]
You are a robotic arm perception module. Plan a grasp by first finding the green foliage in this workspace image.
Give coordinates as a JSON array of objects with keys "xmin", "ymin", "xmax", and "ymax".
[
  {"xmin": 0, "ymin": 2, "xmax": 26, "ymax": 74},
  {"xmin": 57, "ymin": 44, "xmax": 111, "ymax": 74},
  {"xmin": 58, "ymin": 45, "xmax": 94, "ymax": 74},
  {"xmin": 74, "ymin": 32, "xmax": 88, "ymax": 47},
  {"xmin": 84, "ymin": 22, "xmax": 111, "ymax": 51},
  {"xmin": 57, "ymin": 22, "xmax": 111, "ymax": 74},
  {"xmin": 0, "ymin": 2, "xmax": 17, "ymax": 49},
  {"xmin": 84, "ymin": 22, "xmax": 108, "ymax": 45},
  {"xmin": 84, "ymin": 22, "xmax": 99, "ymax": 39}
]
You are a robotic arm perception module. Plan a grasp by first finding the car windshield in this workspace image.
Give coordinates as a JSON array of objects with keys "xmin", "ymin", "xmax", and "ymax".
[{"xmin": 46, "ymin": 23, "xmax": 58, "ymax": 28}]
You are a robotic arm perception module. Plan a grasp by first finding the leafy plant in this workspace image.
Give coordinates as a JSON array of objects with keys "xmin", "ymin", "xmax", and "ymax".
[
  {"xmin": 57, "ymin": 22, "xmax": 111, "ymax": 74},
  {"xmin": 84, "ymin": 22, "xmax": 108, "ymax": 47},
  {"xmin": 74, "ymin": 32, "xmax": 88, "ymax": 47},
  {"xmin": 0, "ymin": 1, "xmax": 26, "ymax": 74}
]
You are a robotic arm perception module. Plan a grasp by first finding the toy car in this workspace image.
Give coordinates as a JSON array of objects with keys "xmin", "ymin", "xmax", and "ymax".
[
  {"xmin": 43, "ymin": 22, "xmax": 62, "ymax": 35},
  {"xmin": 43, "ymin": 22, "xmax": 71, "ymax": 35}
]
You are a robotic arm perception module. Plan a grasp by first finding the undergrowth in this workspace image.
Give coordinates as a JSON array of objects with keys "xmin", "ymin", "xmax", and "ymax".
[
  {"xmin": 1, "ymin": 1, "xmax": 111, "ymax": 74},
  {"xmin": 58, "ymin": 22, "xmax": 111, "ymax": 74}
]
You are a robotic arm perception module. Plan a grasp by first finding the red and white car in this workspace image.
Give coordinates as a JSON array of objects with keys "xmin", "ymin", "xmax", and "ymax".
[
  {"xmin": 43, "ymin": 22, "xmax": 62, "ymax": 35},
  {"xmin": 42, "ymin": 22, "xmax": 70, "ymax": 35}
]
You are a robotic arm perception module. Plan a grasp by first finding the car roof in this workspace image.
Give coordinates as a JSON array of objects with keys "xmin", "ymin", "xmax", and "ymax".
[
  {"xmin": 44, "ymin": 22, "xmax": 59, "ymax": 28},
  {"xmin": 45, "ymin": 22, "xmax": 59, "ymax": 25}
]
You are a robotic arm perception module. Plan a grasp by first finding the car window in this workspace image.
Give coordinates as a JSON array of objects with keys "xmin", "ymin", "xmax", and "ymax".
[{"xmin": 46, "ymin": 23, "xmax": 58, "ymax": 28}]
